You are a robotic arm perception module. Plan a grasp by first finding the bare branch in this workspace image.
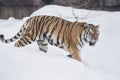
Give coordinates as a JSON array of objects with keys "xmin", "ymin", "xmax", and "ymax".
[{"xmin": 72, "ymin": 7, "xmax": 79, "ymax": 21}]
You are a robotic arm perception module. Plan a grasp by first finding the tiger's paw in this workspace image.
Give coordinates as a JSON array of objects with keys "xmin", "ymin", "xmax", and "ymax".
[{"xmin": 0, "ymin": 34, "xmax": 4, "ymax": 39}]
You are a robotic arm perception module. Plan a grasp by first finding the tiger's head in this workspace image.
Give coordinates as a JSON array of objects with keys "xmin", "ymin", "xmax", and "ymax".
[{"xmin": 83, "ymin": 23, "xmax": 99, "ymax": 46}]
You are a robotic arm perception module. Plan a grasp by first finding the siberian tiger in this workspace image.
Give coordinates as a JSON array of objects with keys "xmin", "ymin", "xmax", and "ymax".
[{"xmin": 0, "ymin": 15, "xmax": 99, "ymax": 61}]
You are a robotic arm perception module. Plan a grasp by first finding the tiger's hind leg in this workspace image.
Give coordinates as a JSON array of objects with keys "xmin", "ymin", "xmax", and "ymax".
[
  {"xmin": 37, "ymin": 40, "xmax": 48, "ymax": 53},
  {"xmin": 14, "ymin": 35, "xmax": 34, "ymax": 47}
]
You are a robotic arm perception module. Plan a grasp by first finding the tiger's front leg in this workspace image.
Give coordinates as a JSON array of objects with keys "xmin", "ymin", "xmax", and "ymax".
[
  {"xmin": 69, "ymin": 49, "xmax": 81, "ymax": 61},
  {"xmin": 72, "ymin": 52, "xmax": 81, "ymax": 61},
  {"xmin": 37, "ymin": 40, "xmax": 48, "ymax": 53}
]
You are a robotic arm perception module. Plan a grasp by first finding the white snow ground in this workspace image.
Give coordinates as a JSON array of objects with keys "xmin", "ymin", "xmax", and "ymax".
[{"xmin": 0, "ymin": 5, "xmax": 120, "ymax": 80}]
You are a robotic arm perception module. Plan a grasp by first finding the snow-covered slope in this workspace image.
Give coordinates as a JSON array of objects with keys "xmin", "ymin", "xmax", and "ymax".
[{"xmin": 0, "ymin": 5, "xmax": 120, "ymax": 80}]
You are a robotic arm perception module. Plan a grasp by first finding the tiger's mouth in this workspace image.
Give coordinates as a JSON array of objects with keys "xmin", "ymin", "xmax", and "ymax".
[{"xmin": 89, "ymin": 41, "xmax": 96, "ymax": 46}]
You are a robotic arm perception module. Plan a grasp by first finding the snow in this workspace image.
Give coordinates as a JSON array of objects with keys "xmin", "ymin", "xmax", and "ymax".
[{"xmin": 0, "ymin": 5, "xmax": 120, "ymax": 80}]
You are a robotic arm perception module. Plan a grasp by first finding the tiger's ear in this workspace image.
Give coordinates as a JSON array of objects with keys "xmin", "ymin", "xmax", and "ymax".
[
  {"xmin": 96, "ymin": 25, "xmax": 100, "ymax": 29},
  {"xmin": 84, "ymin": 23, "xmax": 89, "ymax": 30}
]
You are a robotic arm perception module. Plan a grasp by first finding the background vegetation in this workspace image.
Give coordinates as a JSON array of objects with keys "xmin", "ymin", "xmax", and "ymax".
[{"xmin": 0, "ymin": 0, "xmax": 120, "ymax": 19}]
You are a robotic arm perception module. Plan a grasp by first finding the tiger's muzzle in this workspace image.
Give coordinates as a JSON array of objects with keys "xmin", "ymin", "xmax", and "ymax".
[{"xmin": 89, "ymin": 41, "xmax": 96, "ymax": 46}]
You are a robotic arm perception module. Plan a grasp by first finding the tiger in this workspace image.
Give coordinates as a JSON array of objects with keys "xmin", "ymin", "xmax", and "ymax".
[{"xmin": 0, "ymin": 15, "xmax": 99, "ymax": 61}]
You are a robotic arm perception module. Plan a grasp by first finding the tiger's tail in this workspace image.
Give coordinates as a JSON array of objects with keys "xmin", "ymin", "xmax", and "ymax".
[{"xmin": 0, "ymin": 21, "xmax": 28, "ymax": 43}]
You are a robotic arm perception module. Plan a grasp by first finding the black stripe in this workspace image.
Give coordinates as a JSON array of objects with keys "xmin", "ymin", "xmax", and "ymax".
[
  {"xmin": 40, "ymin": 43, "xmax": 48, "ymax": 46},
  {"xmin": 37, "ymin": 39, "xmax": 44, "ymax": 42},
  {"xmin": 5, "ymin": 40, "xmax": 8, "ymax": 43},
  {"xmin": 21, "ymin": 38, "xmax": 28, "ymax": 45},
  {"xmin": 41, "ymin": 16, "xmax": 50, "ymax": 27},
  {"xmin": 41, "ymin": 16, "xmax": 53, "ymax": 39},
  {"xmin": 17, "ymin": 33, "xmax": 20, "ymax": 36},
  {"xmin": 54, "ymin": 43, "xmax": 58, "ymax": 46},
  {"xmin": 36, "ymin": 16, "xmax": 43, "ymax": 39},
  {"xmin": 68, "ymin": 22, "xmax": 76, "ymax": 48},
  {"xmin": 84, "ymin": 31, "xmax": 89, "ymax": 42},
  {"xmin": 84, "ymin": 38, "xmax": 87, "ymax": 42},
  {"xmin": 35, "ymin": 16, "xmax": 40, "ymax": 38},
  {"xmin": 80, "ymin": 33, "xmax": 84, "ymax": 45},
  {"xmin": 39, "ymin": 16, "xmax": 50, "ymax": 37},
  {"xmin": 43, "ymin": 16, "xmax": 53, "ymax": 25},
  {"xmin": 61, "ymin": 22, "xmax": 69, "ymax": 44},
  {"xmin": 14, "ymin": 36, "xmax": 18, "ymax": 39},
  {"xmin": 10, "ymin": 39, "xmax": 13, "ymax": 42},
  {"xmin": 79, "ymin": 35, "xmax": 82, "ymax": 47},
  {"xmin": 45, "ymin": 17, "xmax": 58, "ymax": 36},
  {"xmin": 56, "ymin": 20, "xmax": 64, "ymax": 45},
  {"xmin": 65, "ymin": 22, "xmax": 71, "ymax": 47},
  {"xmin": 36, "ymin": 17, "xmax": 43, "ymax": 34},
  {"xmin": 48, "ymin": 19, "xmax": 59, "ymax": 40},
  {"xmin": 39, "ymin": 48, "xmax": 47, "ymax": 53},
  {"xmin": 19, "ymin": 41, "xmax": 24, "ymax": 46},
  {"xmin": 31, "ymin": 19, "xmax": 36, "ymax": 41},
  {"xmin": 59, "ymin": 46, "xmax": 63, "ymax": 49},
  {"xmin": 27, "ymin": 41, "xmax": 31, "ymax": 44},
  {"xmin": 49, "ymin": 39, "xmax": 53, "ymax": 45},
  {"xmin": 31, "ymin": 16, "xmax": 41, "ymax": 41},
  {"xmin": 26, "ymin": 33, "xmax": 31, "ymax": 38},
  {"xmin": 24, "ymin": 36, "xmax": 32, "ymax": 44},
  {"xmin": 37, "ymin": 16, "xmax": 49, "ymax": 38},
  {"xmin": 20, "ymin": 29, "xmax": 23, "ymax": 33}
]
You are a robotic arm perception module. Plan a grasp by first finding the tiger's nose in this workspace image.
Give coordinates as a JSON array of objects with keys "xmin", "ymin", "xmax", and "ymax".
[{"xmin": 89, "ymin": 41, "xmax": 96, "ymax": 46}]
